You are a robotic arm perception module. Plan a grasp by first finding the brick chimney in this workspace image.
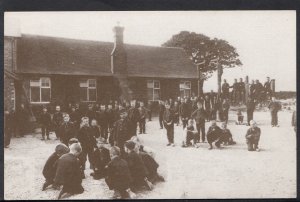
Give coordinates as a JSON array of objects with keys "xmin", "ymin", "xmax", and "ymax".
[{"xmin": 110, "ymin": 23, "xmax": 132, "ymax": 101}]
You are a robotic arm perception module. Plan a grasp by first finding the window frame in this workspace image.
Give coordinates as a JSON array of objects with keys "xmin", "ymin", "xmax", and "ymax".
[
  {"xmin": 180, "ymin": 81, "xmax": 191, "ymax": 98},
  {"xmin": 30, "ymin": 77, "xmax": 51, "ymax": 104},
  {"xmin": 79, "ymin": 79, "xmax": 97, "ymax": 102},
  {"xmin": 147, "ymin": 80, "xmax": 160, "ymax": 101}
]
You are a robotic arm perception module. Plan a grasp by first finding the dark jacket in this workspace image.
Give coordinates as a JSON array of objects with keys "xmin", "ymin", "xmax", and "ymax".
[
  {"xmin": 59, "ymin": 122, "xmax": 75, "ymax": 145},
  {"xmin": 245, "ymin": 126, "xmax": 261, "ymax": 143},
  {"xmin": 93, "ymin": 147, "xmax": 111, "ymax": 173},
  {"xmin": 268, "ymin": 101, "xmax": 281, "ymax": 112},
  {"xmin": 222, "ymin": 82, "xmax": 230, "ymax": 94},
  {"xmin": 191, "ymin": 108, "xmax": 206, "ymax": 124},
  {"xmin": 39, "ymin": 112, "xmax": 51, "ymax": 126},
  {"xmin": 105, "ymin": 156, "xmax": 132, "ymax": 191},
  {"xmin": 247, "ymin": 99, "xmax": 256, "ymax": 112},
  {"xmin": 54, "ymin": 153, "xmax": 84, "ymax": 194},
  {"xmin": 90, "ymin": 125, "xmax": 101, "ymax": 138},
  {"xmin": 106, "ymin": 109, "xmax": 115, "ymax": 128},
  {"xmin": 70, "ymin": 110, "xmax": 80, "ymax": 125},
  {"xmin": 53, "ymin": 111, "xmax": 63, "ymax": 126},
  {"xmin": 159, "ymin": 104, "xmax": 165, "ymax": 117},
  {"xmin": 180, "ymin": 102, "xmax": 191, "ymax": 118},
  {"xmin": 139, "ymin": 151, "xmax": 159, "ymax": 180},
  {"xmin": 77, "ymin": 126, "xmax": 97, "ymax": 151},
  {"xmin": 163, "ymin": 109, "xmax": 174, "ymax": 127},
  {"xmin": 127, "ymin": 107, "xmax": 140, "ymax": 123},
  {"xmin": 113, "ymin": 118, "xmax": 130, "ymax": 147},
  {"xmin": 126, "ymin": 151, "xmax": 148, "ymax": 184},
  {"xmin": 43, "ymin": 152, "xmax": 59, "ymax": 182},
  {"xmin": 207, "ymin": 125, "xmax": 222, "ymax": 143}
]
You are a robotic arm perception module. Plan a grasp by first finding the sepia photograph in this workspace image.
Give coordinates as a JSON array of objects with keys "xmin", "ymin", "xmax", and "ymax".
[{"xmin": 3, "ymin": 11, "xmax": 296, "ymax": 199}]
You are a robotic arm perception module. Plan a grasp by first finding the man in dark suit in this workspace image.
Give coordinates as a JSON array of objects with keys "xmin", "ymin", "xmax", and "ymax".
[
  {"xmin": 53, "ymin": 105, "xmax": 64, "ymax": 140},
  {"xmin": 221, "ymin": 79, "xmax": 230, "ymax": 99},
  {"xmin": 180, "ymin": 98, "xmax": 191, "ymax": 129},
  {"xmin": 163, "ymin": 102, "xmax": 175, "ymax": 146},
  {"xmin": 39, "ymin": 107, "xmax": 52, "ymax": 140},
  {"xmin": 98, "ymin": 105, "xmax": 109, "ymax": 141},
  {"xmin": 191, "ymin": 101, "xmax": 207, "ymax": 143},
  {"xmin": 268, "ymin": 96, "xmax": 282, "ymax": 127},
  {"xmin": 158, "ymin": 100, "xmax": 165, "ymax": 129},
  {"xmin": 246, "ymin": 98, "xmax": 256, "ymax": 125},
  {"xmin": 127, "ymin": 100, "xmax": 140, "ymax": 138}
]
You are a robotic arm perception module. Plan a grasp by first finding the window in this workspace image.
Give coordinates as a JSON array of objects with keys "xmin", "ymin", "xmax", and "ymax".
[
  {"xmin": 147, "ymin": 80, "xmax": 160, "ymax": 101},
  {"xmin": 180, "ymin": 81, "xmax": 191, "ymax": 98},
  {"xmin": 80, "ymin": 79, "xmax": 97, "ymax": 102},
  {"xmin": 30, "ymin": 77, "xmax": 51, "ymax": 103}
]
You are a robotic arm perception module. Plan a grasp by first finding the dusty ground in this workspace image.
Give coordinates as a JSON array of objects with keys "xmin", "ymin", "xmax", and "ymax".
[{"xmin": 4, "ymin": 110, "xmax": 296, "ymax": 199}]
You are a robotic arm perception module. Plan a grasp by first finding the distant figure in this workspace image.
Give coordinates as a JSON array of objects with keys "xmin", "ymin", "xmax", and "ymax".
[
  {"xmin": 180, "ymin": 98, "xmax": 191, "ymax": 129},
  {"xmin": 268, "ymin": 96, "xmax": 282, "ymax": 127},
  {"xmin": 221, "ymin": 99, "xmax": 230, "ymax": 123},
  {"xmin": 55, "ymin": 143, "xmax": 84, "ymax": 199},
  {"xmin": 292, "ymin": 110, "xmax": 296, "ymax": 133},
  {"xmin": 163, "ymin": 102, "xmax": 175, "ymax": 146},
  {"xmin": 221, "ymin": 79, "xmax": 230, "ymax": 99},
  {"xmin": 238, "ymin": 78, "xmax": 246, "ymax": 104},
  {"xmin": 42, "ymin": 143, "xmax": 70, "ymax": 191},
  {"xmin": 4, "ymin": 110, "xmax": 14, "ymax": 148},
  {"xmin": 158, "ymin": 100, "xmax": 165, "ymax": 129},
  {"xmin": 264, "ymin": 77, "xmax": 273, "ymax": 100},
  {"xmin": 53, "ymin": 105, "xmax": 63, "ymax": 140},
  {"xmin": 191, "ymin": 102, "xmax": 206, "ymax": 143},
  {"xmin": 236, "ymin": 109, "xmax": 244, "ymax": 125},
  {"xmin": 16, "ymin": 104, "xmax": 29, "ymax": 137},
  {"xmin": 39, "ymin": 107, "xmax": 51, "ymax": 140},
  {"xmin": 245, "ymin": 120, "xmax": 261, "ymax": 152}
]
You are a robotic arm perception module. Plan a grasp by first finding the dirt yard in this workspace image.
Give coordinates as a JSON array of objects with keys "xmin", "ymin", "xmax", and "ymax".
[{"xmin": 4, "ymin": 110, "xmax": 296, "ymax": 199}]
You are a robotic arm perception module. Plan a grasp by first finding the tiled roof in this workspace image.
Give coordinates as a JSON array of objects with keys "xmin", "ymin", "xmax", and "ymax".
[{"xmin": 16, "ymin": 34, "xmax": 198, "ymax": 79}]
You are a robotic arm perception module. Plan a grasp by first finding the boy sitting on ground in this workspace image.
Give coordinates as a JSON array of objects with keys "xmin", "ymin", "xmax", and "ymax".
[
  {"xmin": 207, "ymin": 120, "xmax": 223, "ymax": 150},
  {"xmin": 105, "ymin": 146, "xmax": 136, "ymax": 199},
  {"xmin": 245, "ymin": 120, "xmax": 261, "ymax": 152},
  {"xmin": 220, "ymin": 122, "xmax": 236, "ymax": 145},
  {"xmin": 91, "ymin": 140, "xmax": 111, "ymax": 180},
  {"xmin": 124, "ymin": 140, "xmax": 153, "ymax": 191},
  {"xmin": 182, "ymin": 119, "xmax": 198, "ymax": 148},
  {"xmin": 42, "ymin": 143, "xmax": 70, "ymax": 191}
]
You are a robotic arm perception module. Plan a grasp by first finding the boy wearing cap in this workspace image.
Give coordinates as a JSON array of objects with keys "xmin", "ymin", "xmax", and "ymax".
[
  {"xmin": 124, "ymin": 141, "xmax": 153, "ymax": 191},
  {"xmin": 105, "ymin": 146, "xmax": 135, "ymax": 199},
  {"xmin": 42, "ymin": 143, "xmax": 70, "ymax": 191},
  {"xmin": 39, "ymin": 107, "xmax": 52, "ymax": 140},
  {"xmin": 55, "ymin": 143, "xmax": 84, "ymax": 199},
  {"xmin": 245, "ymin": 120, "xmax": 261, "ymax": 151}
]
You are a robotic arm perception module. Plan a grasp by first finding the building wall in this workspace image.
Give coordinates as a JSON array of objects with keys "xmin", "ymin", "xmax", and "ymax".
[{"xmin": 4, "ymin": 37, "xmax": 16, "ymax": 111}]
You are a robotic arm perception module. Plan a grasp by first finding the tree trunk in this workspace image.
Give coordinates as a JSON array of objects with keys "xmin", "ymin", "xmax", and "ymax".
[
  {"xmin": 198, "ymin": 78, "xmax": 204, "ymax": 97},
  {"xmin": 217, "ymin": 65, "xmax": 223, "ymax": 96}
]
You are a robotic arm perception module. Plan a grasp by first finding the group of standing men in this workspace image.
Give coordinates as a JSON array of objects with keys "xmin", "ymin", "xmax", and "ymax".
[{"xmin": 222, "ymin": 76, "xmax": 274, "ymax": 105}]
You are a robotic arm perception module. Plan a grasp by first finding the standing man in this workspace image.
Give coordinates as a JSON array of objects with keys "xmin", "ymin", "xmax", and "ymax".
[
  {"xmin": 69, "ymin": 106, "xmax": 80, "ymax": 129},
  {"xmin": 238, "ymin": 78, "xmax": 246, "ymax": 104},
  {"xmin": 203, "ymin": 95, "xmax": 211, "ymax": 122},
  {"xmin": 173, "ymin": 101, "xmax": 180, "ymax": 126},
  {"xmin": 180, "ymin": 98, "xmax": 191, "ymax": 129},
  {"xmin": 246, "ymin": 98, "xmax": 256, "ymax": 126},
  {"xmin": 98, "ymin": 105, "xmax": 109, "ymax": 142},
  {"xmin": 249, "ymin": 80, "xmax": 256, "ymax": 99},
  {"xmin": 147, "ymin": 101, "xmax": 153, "ymax": 122},
  {"xmin": 53, "ymin": 105, "xmax": 64, "ymax": 140},
  {"xmin": 158, "ymin": 100, "xmax": 165, "ymax": 129},
  {"xmin": 16, "ymin": 103, "xmax": 29, "ymax": 137},
  {"xmin": 221, "ymin": 99, "xmax": 230, "ymax": 123},
  {"xmin": 39, "ymin": 107, "xmax": 52, "ymax": 140},
  {"xmin": 221, "ymin": 79, "xmax": 230, "ymax": 100},
  {"xmin": 231, "ymin": 79, "xmax": 239, "ymax": 105},
  {"xmin": 113, "ymin": 110, "xmax": 130, "ymax": 156},
  {"xmin": 138, "ymin": 102, "xmax": 148, "ymax": 134},
  {"xmin": 254, "ymin": 80, "xmax": 264, "ymax": 104},
  {"xmin": 163, "ymin": 102, "xmax": 175, "ymax": 146},
  {"xmin": 4, "ymin": 110, "xmax": 13, "ymax": 148},
  {"xmin": 268, "ymin": 96, "xmax": 282, "ymax": 127},
  {"xmin": 127, "ymin": 100, "xmax": 140, "ymax": 138},
  {"xmin": 210, "ymin": 91, "xmax": 217, "ymax": 120},
  {"xmin": 59, "ymin": 114, "xmax": 75, "ymax": 146},
  {"xmin": 264, "ymin": 77, "xmax": 272, "ymax": 100},
  {"xmin": 191, "ymin": 101, "xmax": 207, "ymax": 143}
]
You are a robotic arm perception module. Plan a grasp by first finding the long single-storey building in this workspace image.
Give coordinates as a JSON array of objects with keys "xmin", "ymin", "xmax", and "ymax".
[{"xmin": 4, "ymin": 25, "xmax": 198, "ymax": 115}]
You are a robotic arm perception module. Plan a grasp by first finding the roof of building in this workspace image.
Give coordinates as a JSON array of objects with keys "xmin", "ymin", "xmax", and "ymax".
[{"xmin": 16, "ymin": 34, "xmax": 198, "ymax": 79}]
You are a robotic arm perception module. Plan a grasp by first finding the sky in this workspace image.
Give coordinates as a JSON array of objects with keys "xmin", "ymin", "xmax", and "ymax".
[{"xmin": 4, "ymin": 11, "xmax": 296, "ymax": 92}]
